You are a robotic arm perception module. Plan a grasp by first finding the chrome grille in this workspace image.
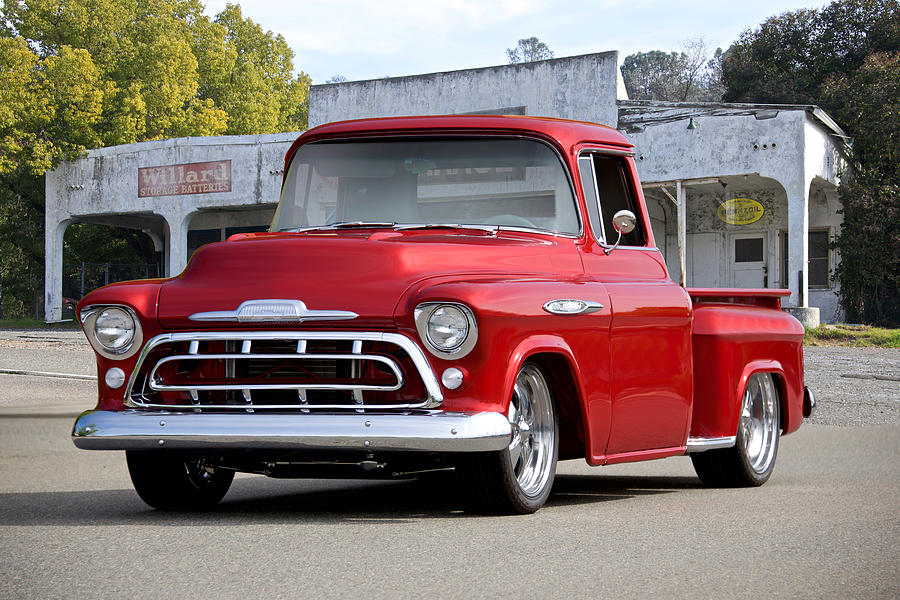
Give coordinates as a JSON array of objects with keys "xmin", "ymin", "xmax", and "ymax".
[{"xmin": 125, "ymin": 331, "xmax": 443, "ymax": 411}]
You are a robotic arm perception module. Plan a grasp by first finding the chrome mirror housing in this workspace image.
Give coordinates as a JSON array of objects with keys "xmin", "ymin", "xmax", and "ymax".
[{"xmin": 605, "ymin": 210, "xmax": 637, "ymax": 254}]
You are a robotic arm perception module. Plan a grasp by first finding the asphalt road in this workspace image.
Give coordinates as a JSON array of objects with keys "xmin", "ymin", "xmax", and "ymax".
[{"xmin": 0, "ymin": 330, "xmax": 898, "ymax": 599}]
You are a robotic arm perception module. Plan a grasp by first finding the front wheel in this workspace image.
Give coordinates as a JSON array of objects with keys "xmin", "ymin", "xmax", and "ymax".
[
  {"xmin": 126, "ymin": 451, "xmax": 234, "ymax": 510},
  {"xmin": 460, "ymin": 362, "xmax": 558, "ymax": 514},
  {"xmin": 691, "ymin": 372, "xmax": 781, "ymax": 487}
]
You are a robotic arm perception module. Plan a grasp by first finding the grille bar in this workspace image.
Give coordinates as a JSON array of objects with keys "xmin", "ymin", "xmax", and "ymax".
[
  {"xmin": 148, "ymin": 352, "xmax": 405, "ymax": 392},
  {"xmin": 124, "ymin": 331, "xmax": 443, "ymax": 411}
]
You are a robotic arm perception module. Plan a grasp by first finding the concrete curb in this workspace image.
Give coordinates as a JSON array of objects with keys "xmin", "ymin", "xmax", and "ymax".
[{"xmin": 0, "ymin": 368, "xmax": 96, "ymax": 381}]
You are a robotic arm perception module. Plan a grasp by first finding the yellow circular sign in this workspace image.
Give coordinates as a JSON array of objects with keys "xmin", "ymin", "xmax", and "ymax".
[{"xmin": 718, "ymin": 198, "xmax": 764, "ymax": 225}]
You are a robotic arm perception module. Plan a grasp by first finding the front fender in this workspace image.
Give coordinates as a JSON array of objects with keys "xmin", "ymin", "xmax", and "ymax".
[{"xmin": 395, "ymin": 275, "xmax": 611, "ymax": 461}]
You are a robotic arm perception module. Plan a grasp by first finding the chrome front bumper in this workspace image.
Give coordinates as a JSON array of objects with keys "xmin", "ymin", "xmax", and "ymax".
[{"xmin": 72, "ymin": 410, "xmax": 512, "ymax": 453}]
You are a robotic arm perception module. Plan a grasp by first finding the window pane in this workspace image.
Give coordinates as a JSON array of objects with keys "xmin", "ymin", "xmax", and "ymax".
[
  {"xmin": 735, "ymin": 237, "xmax": 763, "ymax": 262},
  {"xmin": 274, "ymin": 138, "xmax": 580, "ymax": 235},
  {"xmin": 187, "ymin": 228, "xmax": 221, "ymax": 256},
  {"xmin": 781, "ymin": 232, "xmax": 789, "ymax": 288},
  {"xmin": 591, "ymin": 155, "xmax": 645, "ymax": 246},
  {"xmin": 809, "ymin": 257, "xmax": 829, "ymax": 287},
  {"xmin": 809, "ymin": 230, "xmax": 829, "ymax": 258}
]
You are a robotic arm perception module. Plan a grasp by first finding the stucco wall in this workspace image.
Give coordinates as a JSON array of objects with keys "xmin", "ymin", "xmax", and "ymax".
[{"xmin": 309, "ymin": 51, "xmax": 623, "ymax": 129}]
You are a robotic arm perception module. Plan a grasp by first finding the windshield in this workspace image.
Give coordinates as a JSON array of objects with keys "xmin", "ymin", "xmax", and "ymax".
[{"xmin": 271, "ymin": 137, "xmax": 579, "ymax": 235}]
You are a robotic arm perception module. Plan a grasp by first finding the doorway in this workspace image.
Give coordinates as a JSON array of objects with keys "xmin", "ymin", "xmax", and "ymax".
[{"xmin": 730, "ymin": 233, "xmax": 767, "ymax": 288}]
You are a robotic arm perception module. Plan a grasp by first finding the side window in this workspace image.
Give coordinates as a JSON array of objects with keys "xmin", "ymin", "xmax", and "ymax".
[
  {"xmin": 577, "ymin": 153, "xmax": 646, "ymax": 247},
  {"xmin": 592, "ymin": 155, "xmax": 645, "ymax": 246}
]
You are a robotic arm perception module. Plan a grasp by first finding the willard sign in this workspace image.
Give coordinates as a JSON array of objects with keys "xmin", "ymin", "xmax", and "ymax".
[{"xmin": 138, "ymin": 160, "xmax": 231, "ymax": 198}]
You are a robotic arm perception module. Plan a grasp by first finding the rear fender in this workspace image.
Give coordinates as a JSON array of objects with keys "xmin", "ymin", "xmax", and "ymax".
[{"xmin": 734, "ymin": 359, "xmax": 787, "ymax": 436}]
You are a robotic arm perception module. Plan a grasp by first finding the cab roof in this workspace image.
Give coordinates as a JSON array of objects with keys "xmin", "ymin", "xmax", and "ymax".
[{"xmin": 284, "ymin": 115, "xmax": 632, "ymax": 166}]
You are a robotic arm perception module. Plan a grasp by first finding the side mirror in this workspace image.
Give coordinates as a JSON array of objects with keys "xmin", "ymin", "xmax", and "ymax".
[{"xmin": 605, "ymin": 210, "xmax": 636, "ymax": 255}]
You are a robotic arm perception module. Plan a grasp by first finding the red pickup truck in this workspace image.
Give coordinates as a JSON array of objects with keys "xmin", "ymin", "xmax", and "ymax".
[{"xmin": 73, "ymin": 116, "xmax": 814, "ymax": 514}]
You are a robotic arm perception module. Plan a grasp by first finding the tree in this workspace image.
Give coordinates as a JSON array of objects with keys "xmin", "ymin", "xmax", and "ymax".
[
  {"xmin": 722, "ymin": 0, "xmax": 900, "ymax": 324},
  {"xmin": 506, "ymin": 37, "xmax": 554, "ymax": 64},
  {"xmin": 326, "ymin": 75, "xmax": 348, "ymax": 83},
  {"xmin": 0, "ymin": 0, "xmax": 312, "ymax": 318},
  {"xmin": 621, "ymin": 38, "xmax": 724, "ymax": 102}
]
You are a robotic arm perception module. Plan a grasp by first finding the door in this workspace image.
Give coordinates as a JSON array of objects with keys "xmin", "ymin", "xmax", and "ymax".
[
  {"xmin": 578, "ymin": 151, "xmax": 693, "ymax": 457},
  {"xmin": 688, "ymin": 233, "xmax": 720, "ymax": 287},
  {"xmin": 730, "ymin": 233, "xmax": 767, "ymax": 288}
]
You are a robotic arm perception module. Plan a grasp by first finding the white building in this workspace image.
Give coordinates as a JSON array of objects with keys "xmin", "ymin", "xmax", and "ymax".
[{"xmin": 45, "ymin": 51, "xmax": 850, "ymax": 326}]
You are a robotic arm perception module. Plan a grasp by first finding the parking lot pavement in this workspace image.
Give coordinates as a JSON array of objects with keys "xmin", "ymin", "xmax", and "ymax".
[
  {"xmin": 803, "ymin": 345, "xmax": 899, "ymax": 426},
  {"xmin": 0, "ymin": 328, "xmax": 94, "ymax": 377}
]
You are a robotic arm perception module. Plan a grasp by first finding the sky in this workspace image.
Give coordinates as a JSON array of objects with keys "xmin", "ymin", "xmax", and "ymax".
[{"xmin": 201, "ymin": 0, "xmax": 831, "ymax": 84}]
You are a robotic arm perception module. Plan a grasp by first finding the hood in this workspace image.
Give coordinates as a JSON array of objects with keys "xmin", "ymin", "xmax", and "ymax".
[{"xmin": 157, "ymin": 229, "xmax": 583, "ymax": 329}]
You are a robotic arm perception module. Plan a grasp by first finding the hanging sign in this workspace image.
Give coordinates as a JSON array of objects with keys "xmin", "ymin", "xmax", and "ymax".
[
  {"xmin": 718, "ymin": 198, "xmax": 764, "ymax": 225},
  {"xmin": 138, "ymin": 160, "xmax": 231, "ymax": 198}
]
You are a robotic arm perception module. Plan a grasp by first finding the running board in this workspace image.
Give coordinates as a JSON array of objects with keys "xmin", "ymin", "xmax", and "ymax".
[{"xmin": 685, "ymin": 436, "xmax": 736, "ymax": 453}]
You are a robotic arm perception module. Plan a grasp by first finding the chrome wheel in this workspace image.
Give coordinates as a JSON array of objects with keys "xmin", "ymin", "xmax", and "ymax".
[
  {"xmin": 691, "ymin": 371, "xmax": 781, "ymax": 487},
  {"xmin": 740, "ymin": 373, "xmax": 779, "ymax": 474},
  {"xmin": 507, "ymin": 364, "xmax": 556, "ymax": 498},
  {"xmin": 458, "ymin": 362, "xmax": 558, "ymax": 514}
]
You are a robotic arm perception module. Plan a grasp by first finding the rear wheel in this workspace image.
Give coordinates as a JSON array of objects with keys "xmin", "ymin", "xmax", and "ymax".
[
  {"xmin": 460, "ymin": 362, "xmax": 558, "ymax": 514},
  {"xmin": 126, "ymin": 451, "xmax": 234, "ymax": 511},
  {"xmin": 691, "ymin": 372, "xmax": 780, "ymax": 487}
]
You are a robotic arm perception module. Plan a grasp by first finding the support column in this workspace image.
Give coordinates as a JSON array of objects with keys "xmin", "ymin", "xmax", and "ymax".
[
  {"xmin": 659, "ymin": 183, "xmax": 686, "ymax": 287},
  {"xmin": 44, "ymin": 218, "xmax": 72, "ymax": 321},
  {"xmin": 676, "ymin": 180, "xmax": 686, "ymax": 287},
  {"xmin": 781, "ymin": 177, "xmax": 820, "ymax": 328},
  {"xmin": 786, "ymin": 181, "xmax": 811, "ymax": 308},
  {"xmin": 162, "ymin": 212, "xmax": 190, "ymax": 277}
]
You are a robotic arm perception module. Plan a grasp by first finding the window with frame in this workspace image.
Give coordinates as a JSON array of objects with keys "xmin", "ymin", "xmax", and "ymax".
[
  {"xmin": 577, "ymin": 153, "xmax": 646, "ymax": 247},
  {"xmin": 781, "ymin": 229, "xmax": 830, "ymax": 289}
]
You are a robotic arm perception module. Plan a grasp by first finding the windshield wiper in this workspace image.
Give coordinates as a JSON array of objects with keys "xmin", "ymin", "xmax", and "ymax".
[
  {"xmin": 286, "ymin": 221, "xmax": 396, "ymax": 233},
  {"xmin": 393, "ymin": 223, "xmax": 499, "ymax": 233},
  {"xmin": 331, "ymin": 221, "xmax": 397, "ymax": 228}
]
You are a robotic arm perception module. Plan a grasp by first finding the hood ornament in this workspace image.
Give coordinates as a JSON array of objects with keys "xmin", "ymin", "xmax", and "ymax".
[{"xmin": 189, "ymin": 299, "xmax": 358, "ymax": 323}]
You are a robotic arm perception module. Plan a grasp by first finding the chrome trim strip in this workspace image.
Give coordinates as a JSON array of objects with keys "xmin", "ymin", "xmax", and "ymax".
[
  {"xmin": 149, "ymin": 352, "xmax": 404, "ymax": 392},
  {"xmin": 542, "ymin": 299, "xmax": 604, "ymax": 315},
  {"xmin": 189, "ymin": 299, "xmax": 358, "ymax": 323},
  {"xmin": 685, "ymin": 436, "xmax": 737, "ymax": 453},
  {"xmin": 124, "ymin": 331, "xmax": 444, "ymax": 409},
  {"xmin": 72, "ymin": 409, "xmax": 511, "ymax": 453}
]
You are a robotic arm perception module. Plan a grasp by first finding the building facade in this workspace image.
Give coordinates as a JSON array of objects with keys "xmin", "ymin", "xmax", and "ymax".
[{"xmin": 45, "ymin": 51, "xmax": 850, "ymax": 325}]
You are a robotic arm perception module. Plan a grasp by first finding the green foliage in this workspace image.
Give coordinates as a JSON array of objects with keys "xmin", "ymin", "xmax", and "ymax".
[
  {"xmin": 722, "ymin": 0, "xmax": 900, "ymax": 325},
  {"xmin": 506, "ymin": 37, "xmax": 554, "ymax": 64},
  {"xmin": 831, "ymin": 174, "xmax": 900, "ymax": 325},
  {"xmin": 805, "ymin": 323, "xmax": 900, "ymax": 347},
  {"xmin": 0, "ymin": 0, "xmax": 311, "ymax": 317},
  {"xmin": 0, "ymin": 316, "xmax": 78, "ymax": 328},
  {"xmin": 621, "ymin": 40, "xmax": 724, "ymax": 102},
  {"xmin": 822, "ymin": 52, "xmax": 900, "ymax": 180}
]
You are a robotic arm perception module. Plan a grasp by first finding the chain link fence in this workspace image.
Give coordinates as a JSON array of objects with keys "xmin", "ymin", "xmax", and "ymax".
[{"xmin": 62, "ymin": 262, "xmax": 160, "ymax": 313}]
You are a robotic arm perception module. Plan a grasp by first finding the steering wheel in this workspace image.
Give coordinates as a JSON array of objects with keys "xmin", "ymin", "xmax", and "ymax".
[{"xmin": 483, "ymin": 214, "xmax": 537, "ymax": 228}]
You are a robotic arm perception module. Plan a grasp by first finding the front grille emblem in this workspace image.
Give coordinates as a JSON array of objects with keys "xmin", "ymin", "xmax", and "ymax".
[{"xmin": 189, "ymin": 299, "xmax": 358, "ymax": 323}]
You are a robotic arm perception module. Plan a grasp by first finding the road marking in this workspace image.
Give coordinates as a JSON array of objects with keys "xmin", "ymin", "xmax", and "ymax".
[{"xmin": 0, "ymin": 368, "xmax": 97, "ymax": 381}]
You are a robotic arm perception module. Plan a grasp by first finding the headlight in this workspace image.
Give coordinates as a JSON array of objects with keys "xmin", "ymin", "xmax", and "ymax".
[
  {"xmin": 80, "ymin": 305, "xmax": 143, "ymax": 360},
  {"xmin": 94, "ymin": 307, "xmax": 135, "ymax": 352},
  {"xmin": 414, "ymin": 302, "xmax": 478, "ymax": 358},
  {"xmin": 426, "ymin": 305, "xmax": 469, "ymax": 351}
]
